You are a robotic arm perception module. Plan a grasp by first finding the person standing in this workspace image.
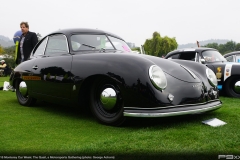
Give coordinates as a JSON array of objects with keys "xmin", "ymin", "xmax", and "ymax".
[{"xmin": 16, "ymin": 22, "xmax": 38, "ymax": 64}]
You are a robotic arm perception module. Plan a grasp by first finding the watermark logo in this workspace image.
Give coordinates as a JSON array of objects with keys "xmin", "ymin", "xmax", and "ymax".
[{"xmin": 218, "ymin": 155, "xmax": 240, "ymax": 159}]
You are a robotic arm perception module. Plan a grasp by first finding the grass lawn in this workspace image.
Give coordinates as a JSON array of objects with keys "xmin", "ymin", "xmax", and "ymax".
[{"xmin": 0, "ymin": 76, "xmax": 240, "ymax": 159}]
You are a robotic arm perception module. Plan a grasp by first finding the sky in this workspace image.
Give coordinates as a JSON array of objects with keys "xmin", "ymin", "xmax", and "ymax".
[{"xmin": 1, "ymin": 0, "xmax": 240, "ymax": 46}]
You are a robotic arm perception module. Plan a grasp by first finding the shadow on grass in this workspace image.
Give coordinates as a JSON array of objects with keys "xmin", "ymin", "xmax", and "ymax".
[
  {"xmin": 33, "ymin": 100, "xmax": 95, "ymax": 122},
  {"xmin": 32, "ymin": 100, "xmax": 221, "ymax": 128},
  {"xmin": 4, "ymin": 97, "xmax": 96, "ymax": 123},
  {"xmin": 123, "ymin": 110, "xmax": 220, "ymax": 128}
]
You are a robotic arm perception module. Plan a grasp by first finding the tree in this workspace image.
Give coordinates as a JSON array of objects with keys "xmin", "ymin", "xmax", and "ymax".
[
  {"xmin": 235, "ymin": 43, "xmax": 240, "ymax": 51},
  {"xmin": 161, "ymin": 36, "xmax": 178, "ymax": 56},
  {"xmin": 3, "ymin": 46, "xmax": 15, "ymax": 57},
  {"xmin": 143, "ymin": 39, "xmax": 153, "ymax": 55},
  {"xmin": 0, "ymin": 45, "xmax": 4, "ymax": 54},
  {"xmin": 203, "ymin": 40, "xmax": 239, "ymax": 55},
  {"xmin": 143, "ymin": 31, "xmax": 178, "ymax": 57},
  {"xmin": 151, "ymin": 32, "xmax": 162, "ymax": 57},
  {"xmin": 203, "ymin": 43, "xmax": 219, "ymax": 50},
  {"xmin": 223, "ymin": 40, "xmax": 236, "ymax": 53},
  {"xmin": 218, "ymin": 44, "xmax": 226, "ymax": 54},
  {"xmin": 1, "ymin": 46, "xmax": 15, "ymax": 68}
]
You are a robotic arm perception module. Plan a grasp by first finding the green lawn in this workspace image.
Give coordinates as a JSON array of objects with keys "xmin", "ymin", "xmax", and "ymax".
[{"xmin": 0, "ymin": 77, "xmax": 240, "ymax": 159}]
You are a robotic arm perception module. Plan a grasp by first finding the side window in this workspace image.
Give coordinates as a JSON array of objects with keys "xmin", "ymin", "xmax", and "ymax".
[
  {"xmin": 33, "ymin": 37, "xmax": 48, "ymax": 56},
  {"xmin": 225, "ymin": 55, "xmax": 234, "ymax": 62},
  {"xmin": 45, "ymin": 35, "xmax": 68, "ymax": 56},
  {"xmin": 179, "ymin": 52, "xmax": 196, "ymax": 61},
  {"xmin": 236, "ymin": 55, "xmax": 240, "ymax": 63},
  {"xmin": 167, "ymin": 54, "xmax": 179, "ymax": 59}
]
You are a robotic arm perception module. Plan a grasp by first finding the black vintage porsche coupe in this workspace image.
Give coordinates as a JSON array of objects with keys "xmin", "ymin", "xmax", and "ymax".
[{"xmin": 10, "ymin": 28, "xmax": 222, "ymax": 126}]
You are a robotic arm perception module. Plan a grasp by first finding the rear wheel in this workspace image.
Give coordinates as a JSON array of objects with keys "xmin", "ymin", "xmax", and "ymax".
[
  {"xmin": 224, "ymin": 76, "xmax": 240, "ymax": 98},
  {"xmin": 90, "ymin": 78, "xmax": 125, "ymax": 126},
  {"xmin": 16, "ymin": 79, "xmax": 36, "ymax": 106}
]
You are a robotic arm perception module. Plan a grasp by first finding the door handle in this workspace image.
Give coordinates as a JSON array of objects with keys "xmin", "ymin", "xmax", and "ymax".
[{"xmin": 32, "ymin": 66, "xmax": 38, "ymax": 70}]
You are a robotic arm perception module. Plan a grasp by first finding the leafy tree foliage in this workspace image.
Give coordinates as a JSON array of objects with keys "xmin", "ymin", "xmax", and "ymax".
[
  {"xmin": 143, "ymin": 32, "xmax": 178, "ymax": 57},
  {"xmin": 0, "ymin": 45, "xmax": 4, "ymax": 54},
  {"xmin": 235, "ymin": 43, "xmax": 240, "ymax": 51},
  {"xmin": 143, "ymin": 39, "xmax": 153, "ymax": 55},
  {"xmin": 203, "ymin": 40, "xmax": 240, "ymax": 54},
  {"xmin": 3, "ymin": 46, "xmax": 15, "ymax": 57},
  {"xmin": 203, "ymin": 42, "xmax": 219, "ymax": 50}
]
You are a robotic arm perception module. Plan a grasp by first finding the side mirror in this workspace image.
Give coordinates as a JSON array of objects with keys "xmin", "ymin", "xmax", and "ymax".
[{"xmin": 201, "ymin": 59, "xmax": 206, "ymax": 64}]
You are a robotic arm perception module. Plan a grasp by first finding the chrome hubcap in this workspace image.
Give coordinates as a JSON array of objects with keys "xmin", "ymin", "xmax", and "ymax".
[
  {"xmin": 234, "ymin": 80, "xmax": 240, "ymax": 94},
  {"xmin": 100, "ymin": 88, "xmax": 117, "ymax": 110},
  {"xmin": 19, "ymin": 81, "xmax": 27, "ymax": 97}
]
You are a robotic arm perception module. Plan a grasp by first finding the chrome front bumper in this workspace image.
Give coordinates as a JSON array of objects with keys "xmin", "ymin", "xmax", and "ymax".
[{"xmin": 123, "ymin": 99, "xmax": 222, "ymax": 117}]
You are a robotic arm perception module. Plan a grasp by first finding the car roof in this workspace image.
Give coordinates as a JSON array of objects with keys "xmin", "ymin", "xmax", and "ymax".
[
  {"xmin": 47, "ymin": 28, "xmax": 125, "ymax": 41},
  {"xmin": 224, "ymin": 51, "xmax": 240, "ymax": 57},
  {"xmin": 167, "ymin": 47, "xmax": 218, "ymax": 56}
]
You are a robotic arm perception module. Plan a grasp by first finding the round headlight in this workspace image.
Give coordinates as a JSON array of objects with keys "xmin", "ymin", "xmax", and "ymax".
[
  {"xmin": 149, "ymin": 65, "xmax": 167, "ymax": 90},
  {"xmin": 206, "ymin": 68, "xmax": 218, "ymax": 87}
]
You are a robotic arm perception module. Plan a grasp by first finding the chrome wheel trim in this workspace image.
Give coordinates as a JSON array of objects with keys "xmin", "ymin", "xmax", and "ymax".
[
  {"xmin": 19, "ymin": 81, "xmax": 28, "ymax": 97},
  {"xmin": 233, "ymin": 80, "xmax": 240, "ymax": 94},
  {"xmin": 100, "ymin": 88, "xmax": 117, "ymax": 110}
]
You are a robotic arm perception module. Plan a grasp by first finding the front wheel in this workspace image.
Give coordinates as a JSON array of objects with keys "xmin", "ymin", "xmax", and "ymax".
[
  {"xmin": 90, "ymin": 78, "xmax": 126, "ymax": 126},
  {"xmin": 15, "ymin": 79, "xmax": 36, "ymax": 106},
  {"xmin": 224, "ymin": 76, "xmax": 240, "ymax": 98}
]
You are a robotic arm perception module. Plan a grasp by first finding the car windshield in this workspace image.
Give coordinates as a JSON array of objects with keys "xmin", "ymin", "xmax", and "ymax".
[
  {"xmin": 107, "ymin": 36, "xmax": 132, "ymax": 52},
  {"xmin": 70, "ymin": 34, "xmax": 132, "ymax": 52},
  {"xmin": 202, "ymin": 50, "xmax": 227, "ymax": 62}
]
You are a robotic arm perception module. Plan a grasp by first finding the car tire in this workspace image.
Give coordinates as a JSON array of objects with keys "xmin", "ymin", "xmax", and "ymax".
[
  {"xmin": 90, "ymin": 78, "xmax": 126, "ymax": 126},
  {"xmin": 224, "ymin": 76, "xmax": 240, "ymax": 98},
  {"xmin": 16, "ymin": 79, "xmax": 36, "ymax": 106}
]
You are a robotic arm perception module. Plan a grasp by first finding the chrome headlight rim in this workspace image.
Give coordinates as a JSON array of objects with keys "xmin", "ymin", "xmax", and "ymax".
[
  {"xmin": 206, "ymin": 68, "xmax": 218, "ymax": 87},
  {"xmin": 149, "ymin": 65, "xmax": 167, "ymax": 91}
]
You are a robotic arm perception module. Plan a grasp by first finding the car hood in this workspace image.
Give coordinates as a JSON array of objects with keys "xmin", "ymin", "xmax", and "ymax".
[{"xmin": 140, "ymin": 55, "xmax": 201, "ymax": 83}]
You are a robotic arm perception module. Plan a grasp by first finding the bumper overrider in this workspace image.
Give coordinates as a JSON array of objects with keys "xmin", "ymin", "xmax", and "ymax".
[{"xmin": 123, "ymin": 99, "xmax": 222, "ymax": 117}]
